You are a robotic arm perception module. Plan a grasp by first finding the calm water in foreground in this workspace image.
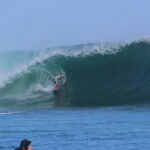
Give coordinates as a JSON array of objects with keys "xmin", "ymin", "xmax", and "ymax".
[{"xmin": 0, "ymin": 106, "xmax": 150, "ymax": 150}]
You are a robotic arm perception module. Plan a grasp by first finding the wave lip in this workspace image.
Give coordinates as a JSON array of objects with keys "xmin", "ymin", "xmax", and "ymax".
[{"xmin": 0, "ymin": 40, "xmax": 150, "ymax": 108}]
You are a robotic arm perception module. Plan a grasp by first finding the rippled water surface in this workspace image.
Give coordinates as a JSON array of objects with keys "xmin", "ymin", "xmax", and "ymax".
[{"xmin": 0, "ymin": 106, "xmax": 150, "ymax": 150}]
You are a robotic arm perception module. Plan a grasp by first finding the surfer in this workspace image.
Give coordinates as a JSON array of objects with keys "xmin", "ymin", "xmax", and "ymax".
[
  {"xmin": 53, "ymin": 73, "xmax": 65, "ymax": 95},
  {"xmin": 53, "ymin": 73, "xmax": 65, "ymax": 106}
]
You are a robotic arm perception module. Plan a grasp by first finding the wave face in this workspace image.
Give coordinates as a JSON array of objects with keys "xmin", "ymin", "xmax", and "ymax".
[{"xmin": 0, "ymin": 41, "xmax": 150, "ymax": 108}]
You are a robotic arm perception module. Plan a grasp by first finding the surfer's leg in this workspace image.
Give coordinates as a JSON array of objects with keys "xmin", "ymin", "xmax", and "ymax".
[{"xmin": 53, "ymin": 89, "xmax": 59, "ymax": 96}]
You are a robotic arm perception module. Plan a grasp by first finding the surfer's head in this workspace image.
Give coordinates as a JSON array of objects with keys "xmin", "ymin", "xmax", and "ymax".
[{"xmin": 19, "ymin": 139, "xmax": 31, "ymax": 150}]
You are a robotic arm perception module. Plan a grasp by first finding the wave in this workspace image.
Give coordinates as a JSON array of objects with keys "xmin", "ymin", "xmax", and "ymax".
[{"xmin": 0, "ymin": 40, "xmax": 150, "ymax": 108}]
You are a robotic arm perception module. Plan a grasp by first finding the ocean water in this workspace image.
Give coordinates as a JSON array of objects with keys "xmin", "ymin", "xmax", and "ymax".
[
  {"xmin": 1, "ymin": 106, "xmax": 150, "ymax": 150},
  {"xmin": 1, "ymin": 40, "xmax": 150, "ymax": 149}
]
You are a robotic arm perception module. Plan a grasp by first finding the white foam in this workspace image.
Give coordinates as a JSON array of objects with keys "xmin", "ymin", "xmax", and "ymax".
[{"xmin": 35, "ymin": 84, "xmax": 52, "ymax": 93}]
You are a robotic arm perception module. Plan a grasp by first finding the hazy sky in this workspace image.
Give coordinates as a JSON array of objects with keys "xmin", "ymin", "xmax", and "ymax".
[{"xmin": 0, "ymin": 0, "xmax": 150, "ymax": 51}]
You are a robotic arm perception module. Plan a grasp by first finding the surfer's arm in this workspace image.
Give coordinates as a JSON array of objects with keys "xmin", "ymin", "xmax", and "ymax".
[{"xmin": 57, "ymin": 74, "xmax": 64, "ymax": 80}]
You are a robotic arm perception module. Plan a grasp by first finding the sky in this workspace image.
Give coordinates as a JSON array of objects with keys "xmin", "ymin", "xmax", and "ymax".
[{"xmin": 0, "ymin": 0, "xmax": 150, "ymax": 51}]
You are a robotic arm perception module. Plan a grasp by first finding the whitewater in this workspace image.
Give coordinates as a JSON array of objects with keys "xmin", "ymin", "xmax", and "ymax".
[{"xmin": 0, "ymin": 40, "xmax": 150, "ymax": 109}]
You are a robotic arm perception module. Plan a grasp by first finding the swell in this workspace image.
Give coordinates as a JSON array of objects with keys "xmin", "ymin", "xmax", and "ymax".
[{"xmin": 0, "ymin": 41, "xmax": 150, "ymax": 108}]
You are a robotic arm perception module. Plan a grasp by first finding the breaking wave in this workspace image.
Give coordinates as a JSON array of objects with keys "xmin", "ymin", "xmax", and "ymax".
[{"xmin": 0, "ymin": 40, "xmax": 150, "ymax": 108}]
